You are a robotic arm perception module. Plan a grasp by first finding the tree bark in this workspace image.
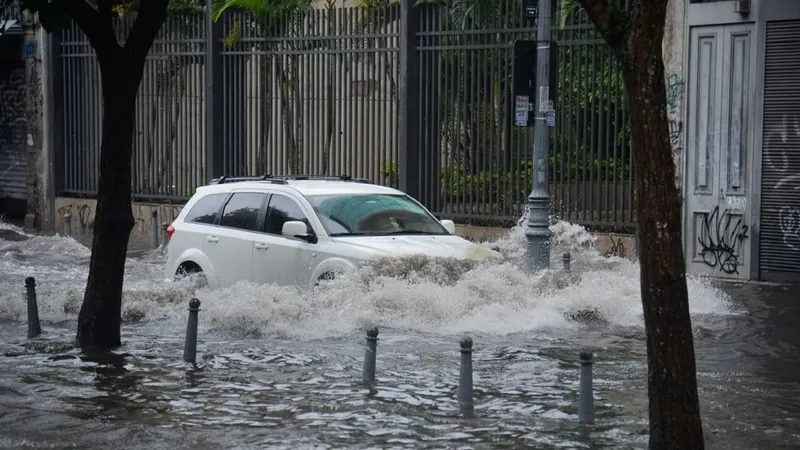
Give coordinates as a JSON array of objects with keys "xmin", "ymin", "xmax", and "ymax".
[
  {"xmin": 65, "ymin": 0, "xmax": 168, "ymax": 350},
  {"xmin": 75, "ymin": 53, "xmax": 140, "ymax": 349},
  {"xmin": 576, "ymin": 1, "xmax": 705, "ymax": 448}
]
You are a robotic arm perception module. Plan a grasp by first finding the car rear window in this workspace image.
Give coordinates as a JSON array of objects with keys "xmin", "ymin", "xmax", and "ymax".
[{"xmin": 184, "ymin": 193, "xmax": 228, "ymax": 224}]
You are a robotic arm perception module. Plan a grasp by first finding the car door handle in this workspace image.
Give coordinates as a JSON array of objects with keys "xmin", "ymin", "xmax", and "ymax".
[
  {"xmin": 206, "ymin": 236, "xmax": 218, "ymax": 243},
  {"xmin": 255, "ymin": 243, "xmax": 268, "ymax": 250}
]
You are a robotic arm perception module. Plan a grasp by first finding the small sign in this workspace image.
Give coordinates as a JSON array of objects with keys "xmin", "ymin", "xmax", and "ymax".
[
  {"xmin": 546, "ymin": 109, "xmax": 556, "ymax": 128},
  {"xmin": 24, "ymin": 40, "xmax": 36, "ymax": 57},
  {"xmin": 515, "ymin": 95, "xmax": 529, "ymax": 126}
]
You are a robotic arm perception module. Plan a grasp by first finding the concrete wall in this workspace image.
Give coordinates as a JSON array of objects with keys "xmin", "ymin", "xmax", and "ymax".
[
  {"xmin": 54, "ymin": 196, "xmax": 639, "ymax": 260},
  {"xmin": 664, "ymin": 0, "xmax": 687, "ymax": 192}
]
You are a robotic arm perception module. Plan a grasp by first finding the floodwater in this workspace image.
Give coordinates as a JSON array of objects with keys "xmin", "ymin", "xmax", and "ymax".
[{"xmin": 0, "ymin": 219, "xmax": 798, "ymax": 449}]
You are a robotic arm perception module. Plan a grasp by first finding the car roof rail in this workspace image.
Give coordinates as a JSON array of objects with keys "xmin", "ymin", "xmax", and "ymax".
[
  {"xmin": 284, "ymin": 174, "xmax": 372, "ymax": 183},
  {"xmin": 207, "ymin": 174, "xmax": 372, "ymax": 185},
  {"xmin": 208, "ymin": 175, "xmax": 288, "ymax": 185}
]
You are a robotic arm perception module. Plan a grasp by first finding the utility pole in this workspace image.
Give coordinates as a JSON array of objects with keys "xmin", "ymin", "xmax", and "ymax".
[{"xmin": 525, "ymin": 0, "xmax": 553, "ymax": 272}]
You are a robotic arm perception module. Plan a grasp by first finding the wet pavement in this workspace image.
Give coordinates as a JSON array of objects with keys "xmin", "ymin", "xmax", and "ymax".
[{"xmin": 0, "ymin": 220, "xmax": 799, "ymax": 449}]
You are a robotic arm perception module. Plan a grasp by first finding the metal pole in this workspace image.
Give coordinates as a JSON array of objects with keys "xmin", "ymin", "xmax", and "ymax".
[
  {"xmin": 525, "ymin": 0, "xmax": 553, "ymax": 272},
  {"xmin": 579, "ymin": 350, "xmax": 595, "ymax": 425},
  {"xmin": 362, "ymin": 326, "xmax": 379, "ymax": 385},
  {"xmin": 63, "ymin": 213, "xmax": 72, "ymax": 237},
  {"xmin": 183, "ymin": 298, "xmax": 201, "ymax": 364},
  {"xmin": 458, "ymin": 337, "xmax": 474, "ymax": 418},
  {"xmin": 25, "ymin": 277, "xmax": 41, "ymax": 338},
  {"xmin": 150, "ymin": 210, "xmax": 159, "ymax": 249}
]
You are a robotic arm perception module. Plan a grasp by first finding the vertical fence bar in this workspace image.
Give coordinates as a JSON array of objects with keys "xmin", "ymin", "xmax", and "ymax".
[
  {"xmin": 398, "ymin": 0, "xmax": 420, "ymax": 200},
  {"xmin": 205, "ymin": 0, "xmax": 224, "ymax": 182}
]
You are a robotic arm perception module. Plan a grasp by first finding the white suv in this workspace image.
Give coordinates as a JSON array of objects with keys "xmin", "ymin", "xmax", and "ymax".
[{"xmin": 164, "ymin": 175, "xmax": 502, "ymax": 290}]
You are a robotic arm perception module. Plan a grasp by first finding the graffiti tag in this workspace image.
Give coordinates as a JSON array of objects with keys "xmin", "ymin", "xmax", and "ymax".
[{"xmin": 698, "ymin": 206, "xmax": 749, "ymax": 275}]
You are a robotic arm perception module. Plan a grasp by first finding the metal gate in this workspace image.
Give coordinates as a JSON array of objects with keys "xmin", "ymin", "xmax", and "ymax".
[
  {"xmin": 0, "ymin": 35, "xmax": 27, "ymax": 202},
  {"xmin": 683, "ymin": 23, "xmax": 756, "ymax": 280},
  {"xmin": 758, "ymin": 20, "xmax": 800, "ymax": 282}
]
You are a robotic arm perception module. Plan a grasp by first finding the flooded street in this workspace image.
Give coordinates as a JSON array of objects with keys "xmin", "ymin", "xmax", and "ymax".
[{"xmin": 0, "ymin": 220, "xmax": 799, "ymax": 449}]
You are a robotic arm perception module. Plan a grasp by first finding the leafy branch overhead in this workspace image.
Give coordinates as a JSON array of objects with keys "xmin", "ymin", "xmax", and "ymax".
[
  {"xmin": 574, "ymin": 0, "xmax": 631, "ymax": 58},
  {"xmin": 21, "ymin": 0, "xmax": 170, "ymax": 61}
]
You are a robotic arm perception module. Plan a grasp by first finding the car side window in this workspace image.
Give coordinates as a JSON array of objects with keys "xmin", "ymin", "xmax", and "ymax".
[
  {"xmin": 264, "ymin": 193, "xmax": 311, "ymax": 236},
  {"xmin": 184, "ymin": 193, "xmax": 228, "ymax": 224},
  {"xmin": 218, "ymin": 192, "xmax": 267, "ymax": 232}
]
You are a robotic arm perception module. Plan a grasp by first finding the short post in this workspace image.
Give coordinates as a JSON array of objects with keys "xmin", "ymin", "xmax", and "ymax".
[
  {"xmin": 563, "ymin": 252, "xmax": 571, "ymax": 273},
  {"xmin": 25, "ymin": 277, "xmax": 41, "ymax": 338},
  {"xmin": 183, "ymin": 298, "xmax": 201, "ymax": 364},
  {"xmin": 160, "ymin": 223, "xmax": 169, "ymax": 254},
  {"xmin": 459, "ymin": 337, "xmax": 474, "ymax": 418},
  {"xmin": 362, "ymin": 326, "xmax": 379, "ymax": 385},
  {"xmin": 579, "ymin": 350, "xmax": 594, "ymax": 425},
  {"xmin": 63, "ymin": 213, "xmax": 72, "ymax": 237},
  {"xmin": 150, "ymin": 210, "xmax": 159, "ymax": 249}
]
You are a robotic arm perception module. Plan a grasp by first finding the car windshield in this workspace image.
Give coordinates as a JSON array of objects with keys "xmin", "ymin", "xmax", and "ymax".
[{"xmin": 305, "ymin": 193, "xmax": 449, "ymax": 237}]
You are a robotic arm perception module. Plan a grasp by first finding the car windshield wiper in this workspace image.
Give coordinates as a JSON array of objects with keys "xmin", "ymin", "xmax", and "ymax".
[{"xmin": 379, "ymin": 230, "xmax": 440, "ymax": 235}]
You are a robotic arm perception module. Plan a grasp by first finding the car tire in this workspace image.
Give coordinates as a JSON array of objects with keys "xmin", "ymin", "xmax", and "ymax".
[
  {"xmin": 313, "ymin": 271, "xmax": 337, "ymax": 289},
  {"xmin": 175, "ymin": 264, "xmax": 208, "ymax": 289}
]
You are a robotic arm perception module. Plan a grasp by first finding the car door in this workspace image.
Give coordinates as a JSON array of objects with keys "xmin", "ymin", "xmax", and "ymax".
[
  {"xmin": 253, "ymin": 192, "xmax": 318, "ymax": 288},
  {"xmin": 203, "ymin": 191, "xmax": 268, "ymax": 287}
]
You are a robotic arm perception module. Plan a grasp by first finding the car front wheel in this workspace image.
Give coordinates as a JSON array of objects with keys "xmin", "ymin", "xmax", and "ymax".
[{"xmin": 175, "ymin": 263, "xmax": 208, "ymax": 289}]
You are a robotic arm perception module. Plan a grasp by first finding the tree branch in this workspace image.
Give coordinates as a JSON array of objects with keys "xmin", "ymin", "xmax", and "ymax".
[
  {"xmin": 124, "ymin": 0, "xmax": 168, "ymax": 58},
  {"xmin": 575, "ymin": 0, "xmax": 631, "ymax": 58},
  {"xmin": 58, "ymin": 0, "xmax": 118, "ymax": 55}
]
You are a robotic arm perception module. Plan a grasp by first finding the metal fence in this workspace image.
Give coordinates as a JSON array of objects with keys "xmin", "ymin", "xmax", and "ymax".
[{"xmin": 53, "ymin": 0, "xmax": 634, "ymax": 230}]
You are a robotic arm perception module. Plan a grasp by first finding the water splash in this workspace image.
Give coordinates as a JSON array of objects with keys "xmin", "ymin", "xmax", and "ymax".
[{"xmin": 0, "ymin": 218, "xmax": 737, "ymax": 340}]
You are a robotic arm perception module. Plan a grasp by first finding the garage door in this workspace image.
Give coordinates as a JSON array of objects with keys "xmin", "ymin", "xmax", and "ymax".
[{"xmin": 759, "ymin": 20, "xmax": 800, "ymax": 282}]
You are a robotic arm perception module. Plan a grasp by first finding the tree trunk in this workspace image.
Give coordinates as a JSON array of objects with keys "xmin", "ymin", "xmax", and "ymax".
[
  {"xmin": 622, "ymin": 4, "xmax": 705, "ymax": 449},
  {"xmin": 75, "ymin": 52, "xmax": 145, "ymax": 350}
]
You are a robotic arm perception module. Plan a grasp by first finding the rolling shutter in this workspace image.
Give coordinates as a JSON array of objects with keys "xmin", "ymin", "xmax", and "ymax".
[
  {"xmin": 0, "ymin": 37, "xmax": 28, "ymax": 202},
  {"xmin": 759, "ymin": 20, "xmax": 800, "ymax": 281}
]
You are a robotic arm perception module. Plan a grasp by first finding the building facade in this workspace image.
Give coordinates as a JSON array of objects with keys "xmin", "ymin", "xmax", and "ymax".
[{"xmin": 679, "ymin": 0, "xmax": 800, "ymax": 282}]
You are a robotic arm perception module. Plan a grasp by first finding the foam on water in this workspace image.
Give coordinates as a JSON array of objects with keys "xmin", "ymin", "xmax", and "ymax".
[{"xmin": 0, "ymin": 218, "xmax": 738, "ymax": 340}]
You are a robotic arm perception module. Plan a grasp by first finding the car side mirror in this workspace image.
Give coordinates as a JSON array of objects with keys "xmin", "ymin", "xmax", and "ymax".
[
  {"xmin": 440, "ymin": 219, "xmax": 456, "ymax": 234},
  {"xmin": 282, "ymin": 220, "xmax": 316, "ymax": 243}
]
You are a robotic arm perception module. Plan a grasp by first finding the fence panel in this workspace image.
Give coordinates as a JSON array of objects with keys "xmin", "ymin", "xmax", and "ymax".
[
  {"xmin": 218, "ymin": 6, "xmax": 400, "ymax": 184},
  {"xmin": 54, "ymin": 3, "xmax": 634, "ymax": 230},
  {"xmin": 58, "ymin": 14, "xmax": 206, "ymax": 200},
  {"xmin": 414, "ymin": 0, "xmax": 634, "ymax": 229}
]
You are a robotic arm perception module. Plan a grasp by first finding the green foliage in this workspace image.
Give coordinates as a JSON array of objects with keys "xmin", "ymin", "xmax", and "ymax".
[
  {"xmin": 379, "ymin": 154, "xmax": 631, "ymax": 203},
  {"xmin": 210, "ymin": 0, "xmax": 311, "ymax": 22}
]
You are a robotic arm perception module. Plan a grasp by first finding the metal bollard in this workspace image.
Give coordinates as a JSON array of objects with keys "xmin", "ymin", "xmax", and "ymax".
[
  {"xmin": 63, "ymin": 213, "xmax": 72, "ymax": 237},
  {"xmin": 362, "ymin": 326, "xmax": 379, "ymax": 385},
  {"xmin": 25, "ymin": 277, "xmax": 41, "ymax": 338},
  {"xmin": 183, "ymin": 298, "xmax": 201, "ymax": 364},
  {"xmin": 150, "ymin": 210, "xmax": 159, "ymax": 249},
  {"xmin": 459, "ymin": 337, "xmax": 474, "ymax": 418},
  {"xmin": 579, "ymin": 350, "xmax": 595, "ymax": 425},
  {"xmin": 160, "ymin": 223, "xmax": 169, "ymax": 255},
  {"xmin": 563, "ymin": 252, "xmax": 571, "ymax": 273}
]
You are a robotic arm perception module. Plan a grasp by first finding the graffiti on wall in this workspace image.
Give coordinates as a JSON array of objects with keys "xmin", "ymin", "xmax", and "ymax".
[
  {"xmin": 0, "ymin": 67, "xmax": 27, "ymax": 187},
  {"xmin": 698, "ymin": 205, "xmax": 749, "ymax": 275},
  {"xmin": 56, "ymin": 199, "xmax": 186, "ymax": 235},
  {"xmin": 665, "ymin": 74, "xmax": 684, "ymax": 160},
  {"xmin": 764, "ymin": 114, "xmax": 800, "ymax": 251}
]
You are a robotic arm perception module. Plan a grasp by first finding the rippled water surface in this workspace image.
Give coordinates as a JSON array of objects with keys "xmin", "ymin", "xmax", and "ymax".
[{"xmin": 1, "ymin": 219, "xmax": 799, "ymax": 449}]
